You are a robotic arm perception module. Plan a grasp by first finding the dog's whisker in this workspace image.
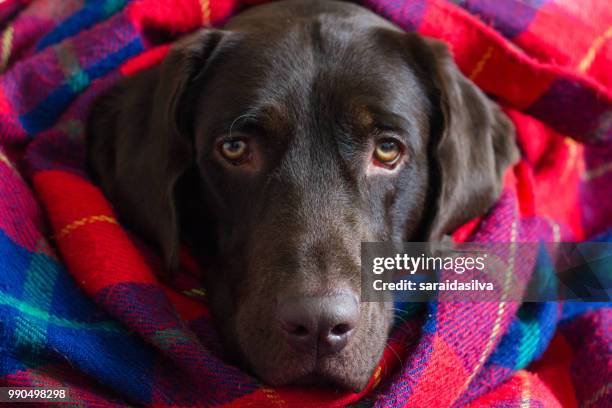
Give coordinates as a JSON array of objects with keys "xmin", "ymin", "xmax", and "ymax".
[
  {"xmin": 389, "ymin": 324, "xmax": 414, "ymax": 340},
  {"xmin": 228, "ymin": 113, "xmax": 257, "ymax": 139},
  {"xmin": 385, "ymin": 340, "xmax": 405, "ymax": 370}
]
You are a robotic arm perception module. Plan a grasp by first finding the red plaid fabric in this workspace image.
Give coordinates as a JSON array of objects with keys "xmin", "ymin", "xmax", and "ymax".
[{"xmin": 0, "ymin": 0, "xmax": 610, "ymax": 406}]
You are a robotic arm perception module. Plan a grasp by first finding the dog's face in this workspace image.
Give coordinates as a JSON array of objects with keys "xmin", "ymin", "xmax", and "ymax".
[{"xmin": 88, "ymin": 0, "xmax": 517, "ymax": 392}]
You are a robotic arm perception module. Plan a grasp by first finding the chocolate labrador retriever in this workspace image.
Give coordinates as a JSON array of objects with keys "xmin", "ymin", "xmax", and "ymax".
[{"xmin": 87, "ymin": 0, "xmax": 518, "ymax": 392}]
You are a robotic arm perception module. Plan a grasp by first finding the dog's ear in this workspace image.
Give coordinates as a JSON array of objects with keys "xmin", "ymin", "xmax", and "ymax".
[
  {"xmin": 87, "ymin": 29, "xmax": 229, "ymax": 270},
  {"xmin": 407, "ymin": 36, "xmax": 519, "ymax": 241}
]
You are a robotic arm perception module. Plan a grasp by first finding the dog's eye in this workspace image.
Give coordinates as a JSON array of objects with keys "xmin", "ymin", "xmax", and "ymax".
[
  {"xmin": 220, "ymin": 139, "xmax": 249, "ymax": 162},
  {"xmin": 373, "ymin": 139, "xmax": 401, "ymax": 166}
]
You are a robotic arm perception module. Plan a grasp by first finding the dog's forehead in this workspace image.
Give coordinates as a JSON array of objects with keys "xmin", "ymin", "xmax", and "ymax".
[
  {"xmin": 194, "ymin": 1, "xmax": 430, "ymax": 153},
  {"xmin": 224, "ymin": 0, "xmax": 399, "ymax": 34},
  {"xmin": 211, "ymin": 20, "xmax": 426, "ymax": 124},
  {"xmin": 222, "ymin": 0, "xmax": 406, "ymax": 81}
]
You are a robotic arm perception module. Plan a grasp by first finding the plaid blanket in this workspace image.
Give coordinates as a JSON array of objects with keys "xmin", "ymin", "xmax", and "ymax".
[{"xmin": 0, "ymin": 0, "xmax": 610, "ymax": 406}]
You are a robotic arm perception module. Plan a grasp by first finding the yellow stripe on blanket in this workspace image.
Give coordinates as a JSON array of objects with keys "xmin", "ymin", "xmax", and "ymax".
[
  {"xmin": 582, "ymin": 161, "xmax": 612, "ymax": 182},
  {"xmin": 56, "ymin": 214, "xmax": 118, "ymax": 239},
  {"xmin": 469, "ymin": 46, "xmax": 494, "ymax": 81},
  {"xmin": 1, "ymin": 24, "xmax": 14, "ymax": 72},
  {"xmin": 578, "ymin": 25, "xmax": 612, "ymax": 73},
  {"xmin": 199, "ymin": 0, "xmax": 211, "ymax": 26}
]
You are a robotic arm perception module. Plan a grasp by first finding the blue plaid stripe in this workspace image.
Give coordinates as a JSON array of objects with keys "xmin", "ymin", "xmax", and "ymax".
[
  {"xmin": 0, "ymin": 229, "xmax": 156, "ymax": 402},
  {"xmin": 20, "ymin": 37, "xmax": 143, "ymax": 135},
  {"xmin": 13, "ymin": 246, "xmax": 61, "ymax": 353},
  {"xmin": 454, "ymin": 0, "xmax": 549, "ymax": 39},
  {"xmin": 37, "ymin": 0, "xmax": 130, "ymax": 51}
]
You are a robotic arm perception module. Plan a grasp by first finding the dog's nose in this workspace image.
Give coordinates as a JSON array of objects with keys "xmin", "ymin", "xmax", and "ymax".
[{"xmin": 277, "ymin": 294, "xmax": 359, "ymax": 356}]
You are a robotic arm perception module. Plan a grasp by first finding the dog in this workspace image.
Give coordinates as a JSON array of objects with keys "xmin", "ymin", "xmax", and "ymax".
[{"xmin": 87, "ymin": 0, "xmax": 518, "ymax": 392}]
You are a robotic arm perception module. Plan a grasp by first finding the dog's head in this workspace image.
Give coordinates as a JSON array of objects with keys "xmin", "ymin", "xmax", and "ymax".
[{"xmin": 87, "ymin": 0, "xmax": 517, "ymax": 392}]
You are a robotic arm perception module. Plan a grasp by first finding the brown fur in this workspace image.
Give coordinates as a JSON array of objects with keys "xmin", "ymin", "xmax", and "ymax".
[{"xmin": 87, "ymin": 0, "xmax": 518, "ymax": 391}]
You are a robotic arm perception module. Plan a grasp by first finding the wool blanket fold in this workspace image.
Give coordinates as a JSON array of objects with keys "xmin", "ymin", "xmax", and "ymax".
[{"xmin": 0, "ymin": 0, "xmax": 610, "ymax": 406}]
